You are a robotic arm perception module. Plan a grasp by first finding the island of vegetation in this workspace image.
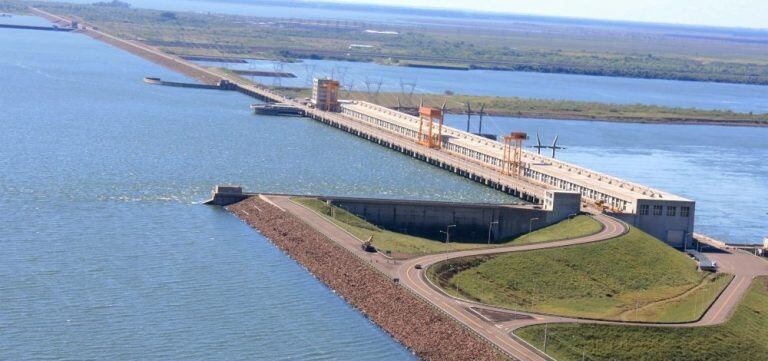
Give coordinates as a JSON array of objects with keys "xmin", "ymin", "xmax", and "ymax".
[{"xmin": 274, "ymin": 85, "xmax": 768, "ymax": 126}]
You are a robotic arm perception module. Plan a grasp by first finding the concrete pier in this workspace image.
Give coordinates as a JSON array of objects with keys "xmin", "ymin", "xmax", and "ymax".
[
  {"xmin": 0, "ymin": 23, "xmax": 73, "ymax": 32},
  {"xmin": 143, "ymin": 77, "xmax": 237, "ymax": 90},
  {"xmin": 204, "ymin": 186, "xmax": 249, "ymax": 206}
]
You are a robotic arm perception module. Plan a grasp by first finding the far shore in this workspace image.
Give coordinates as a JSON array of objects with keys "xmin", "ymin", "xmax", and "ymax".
[{"xmin": 270, "ymin": 85, "xmax": 768, "ymax": 128}]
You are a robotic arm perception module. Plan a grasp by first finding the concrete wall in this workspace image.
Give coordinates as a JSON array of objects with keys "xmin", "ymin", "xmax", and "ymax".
[
  {"xmin": 610, "ymin": 199, "xmax": 696, "ymax": 248},
  {"xmin": 325, "ymin": 192, "xmax": 580, "ymax": 243}
]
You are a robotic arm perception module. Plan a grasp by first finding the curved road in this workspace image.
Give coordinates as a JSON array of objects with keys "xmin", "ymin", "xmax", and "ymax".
[
  {"xmin": 29, "ymin": 9, "xmax": 767, "ymax": 360},
  {"xmin": 271, "ymin": 194, "xmax": 624, "ymax": 360},
  {"xmin": 398, "ymin": 214, "xmax": 627, "ymax": 361},
  {"xmin": 268, "ymin": 195, "xmax": 768, "ymax": 360}
]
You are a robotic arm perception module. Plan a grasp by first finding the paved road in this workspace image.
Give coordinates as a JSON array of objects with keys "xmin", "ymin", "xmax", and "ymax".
[
  {"xmin": 270, "ymin": 195, "xmax": 626, "ymax": 360},
  {"xmin": 269, "ymin": 195, "xmax": 768, "ymax": 360},
  {"xmin": 398, "ymin": 214, "xmax": 627, "ymax": 361}
]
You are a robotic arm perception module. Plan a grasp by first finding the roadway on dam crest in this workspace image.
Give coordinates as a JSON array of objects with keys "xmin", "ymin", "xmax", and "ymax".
[{"xmin": 267, "ymin": 194, "xmax": 768, "ymax": 360}]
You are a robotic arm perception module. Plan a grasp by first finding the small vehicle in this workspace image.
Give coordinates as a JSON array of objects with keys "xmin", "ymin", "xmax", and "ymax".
[
  {"xmin": 414, "ymin": 264, "xmax": 423, "ymax": 270},
  {"xmin": 361, "ymin": 235, "xmax": 376, "ymax": 253}
]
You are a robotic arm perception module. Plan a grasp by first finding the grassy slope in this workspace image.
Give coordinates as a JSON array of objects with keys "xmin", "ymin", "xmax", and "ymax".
[
  {"xmin": 293, "ymin": 197, "xmax": 602, "ymax": 257},
  {"xmin": 511, "ymin": 216, "xmax": 602, "ymax": 246},
  {"xmin": 433, "ymin": 227, "xmax": 730, "ymax": 321},
  {"xmin": 293, "ymin": 197, "xmax": 486, "ymax": 256},
  {"xmin": 516, "ymin": 277, "xmax": 768, "ymax": 361}
]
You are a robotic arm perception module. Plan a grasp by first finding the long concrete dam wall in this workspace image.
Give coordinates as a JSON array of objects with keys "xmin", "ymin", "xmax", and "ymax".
[
  {"xmin": 204, "ymin": 186, "xmax": 582, "ymax": 242},
  {"xmin": 325, "ymin": 194, "xmax": 580, "ymax": 242},
  {"xmin": 31, "ymin": 6, "xmax": 694, "ymax": 247}
]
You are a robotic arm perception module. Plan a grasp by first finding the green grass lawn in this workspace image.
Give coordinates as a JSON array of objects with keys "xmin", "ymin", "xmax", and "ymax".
[
  {"xmin": 515, "ymin": 277, "xmax": 768, "ymax": 361},
  {"xmin": 429, "ymin": 227, "xmax": 731, "ymax": 322},
  {"xmin": 292, "ymin": 197, "xmax": 602, "ymax": 257},
  {"xmin": 509, "ymin": 215, "xmax": 602, "ymax": 246}
]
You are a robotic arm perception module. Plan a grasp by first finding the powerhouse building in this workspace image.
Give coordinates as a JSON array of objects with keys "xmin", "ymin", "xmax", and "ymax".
[{"xmin": 339, "ymin": 100, "xmax": 695, "ymax": 248}]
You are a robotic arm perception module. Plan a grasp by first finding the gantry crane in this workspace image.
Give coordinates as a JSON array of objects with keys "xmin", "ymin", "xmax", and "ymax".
[
  {"xmin": 417, "ymin": 102, "xmax": 445, "ymax": 149},
  {"xmin": 502, "ymin": 132, "xmax": 528, "ymax": 176}
]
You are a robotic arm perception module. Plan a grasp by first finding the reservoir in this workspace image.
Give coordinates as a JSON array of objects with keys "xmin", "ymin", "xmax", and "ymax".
[
  {"xmin": 2, "ymin": 14, "xmax": 767, "ymax": 360},
  {"xmin": 1, "ymin": 22, "xmax": 511, "ymax": 359}
]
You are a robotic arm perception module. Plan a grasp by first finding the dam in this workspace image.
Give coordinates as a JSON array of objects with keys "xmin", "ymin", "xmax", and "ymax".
[
  {"xmin": 29, "ymin": 7, "xmax": 695, "ymax": 248},
  {"xmin": 205, "ymin": 186, "xmax": 582, "ymax": 242}
]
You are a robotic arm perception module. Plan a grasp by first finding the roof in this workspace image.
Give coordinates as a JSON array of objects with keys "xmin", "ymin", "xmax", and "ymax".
[{"xmin": 341, "ymin": 101, "xmax": 692, "ymax": 203}]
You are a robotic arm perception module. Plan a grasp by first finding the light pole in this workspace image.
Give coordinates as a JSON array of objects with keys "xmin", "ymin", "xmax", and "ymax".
[
  {"xmin": 529, "ymin": 217, "xmax": 540, "ymax": 234},
  {"xmin": 440, "ymin": 224, "xmax": 456, "ymax": 261},
  {"xmin": 487, "ymin": 221, "xmax": 499, "ymax": 245}
]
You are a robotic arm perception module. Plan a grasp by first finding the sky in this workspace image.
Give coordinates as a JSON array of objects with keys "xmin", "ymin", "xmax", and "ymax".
[{"xmin": 333, "ymin": 0, "xmax": 768, "ymax": 29}]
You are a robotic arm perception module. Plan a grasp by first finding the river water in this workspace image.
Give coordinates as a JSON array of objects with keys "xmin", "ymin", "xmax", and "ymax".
[
  {"xmin": 218, "ymin": 58, "xmax": 768, "ymax": 113},
  {"xmin": 1, "ymin": 19, "xmax": 514, "ymax": 359},
  {"xmin": 443, "ymin": 115, "xmax": 768, "ymax": 245},
  {"xmin": 2, "ymin": 14, "xmax": 767, "ymax": 359}
]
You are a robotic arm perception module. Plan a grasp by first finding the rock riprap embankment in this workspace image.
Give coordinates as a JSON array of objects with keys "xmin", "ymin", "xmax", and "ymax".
[{"xmin": 228, "ymin": 197, "xmax": 504, "ymax": 361}]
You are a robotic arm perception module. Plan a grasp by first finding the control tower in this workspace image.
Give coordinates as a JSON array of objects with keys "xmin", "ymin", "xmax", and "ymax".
[{"xmin": 312, "ymin": 78, "xmax": 340, "ymax": 112}]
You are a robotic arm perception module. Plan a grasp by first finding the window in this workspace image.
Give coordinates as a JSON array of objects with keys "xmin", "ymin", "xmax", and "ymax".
[
  {"xmin": 681, "ymin": 206, "xmax": 690, "ymax": 217},
  {"xmin": 653, "ymin": 205, "xmax": 663, "ymax": 216},
  {"xmin": 667, "ymin": 206, "xmax": 676, "ymax": 217},
  {"xmin": 639, "ymin": 205, "xmax": 649, "ymax": 215}
]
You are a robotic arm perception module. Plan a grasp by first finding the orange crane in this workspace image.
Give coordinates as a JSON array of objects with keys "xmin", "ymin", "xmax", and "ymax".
[
  {"xmin": 417, "ymin": 104, "xmax": 444, "ymax": 149},
  {"xmin": 324, "ymin": 80, "xmax": 339, "ymax": 112},
  {"xmin": 502, "ymin": 132, "xmax": 528, "ymax": 176}
]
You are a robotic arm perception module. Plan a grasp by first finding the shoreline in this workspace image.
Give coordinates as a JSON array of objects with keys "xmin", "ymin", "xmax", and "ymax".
[
  {"xmin": 228, "ymin": 197, "xmax": 505, "ymax": 361},
  {"xmin": 271, "ymin": 87, "xmax": 768, "ymax": 128},
  {"xmin": 23, "ymin": 9, "xmax": 768, "ymax": 128},
  {"xmin": 476, "ymin": 112, "xmax": 768, "ymax": 128}
]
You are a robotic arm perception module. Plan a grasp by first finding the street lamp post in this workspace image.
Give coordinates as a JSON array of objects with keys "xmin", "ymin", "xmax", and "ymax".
[
  {"xmin": 529, "ymin": 217, "xmax": 540, "ymax": 234},
  {"xmin": 487, "ymin": 221, "xmax": 499, "ymax": 245},
  {"xmin": 440, "ymin": 224, "xmax": 456, "ymax": 261}
]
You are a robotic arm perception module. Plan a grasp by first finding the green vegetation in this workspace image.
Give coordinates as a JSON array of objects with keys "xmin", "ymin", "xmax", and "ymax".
[
  {"xmin": 293, "ymin": 197, "xmax": 602, "ymax": 257},
  {"xmin": 429, "ymin": 227, "xmax": 732, "ymax": 322},
  {"xmin": 34, "ymin": 1, "xmax": 768, "ymax": 85},
  {"xmin": 516, "ymin": 277, "xmax": 768, "ymax": 361},
  {"xmin": 275, "ymin": 87, "xmax": 768, "ymax": 125},
  {"xmin": 293, "ymin": 197, "xmax": 487, "ymax": 256},
  {"xmin": 510, "ymin": 215, "xmax": 602, "ymax": 246}
]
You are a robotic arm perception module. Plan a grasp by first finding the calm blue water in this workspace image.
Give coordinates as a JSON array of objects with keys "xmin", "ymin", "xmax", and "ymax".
[
  {"xmin": 0, "ymin": 14, "xmax": 53, "ymax": 27},
  {"xmin": 0, "ymin": 26, "xmax": 515, "ymax": 359},
  {"xmin": 444, "ymin": 115, "xmax": 768, "ymax": 245},
  {"xmin": 2, "ymin": 15, "xmax": 767, "ymax": 360},
  {"xmin": 218, "ymin": 58, "xmax": 768, "ymax": 113}
]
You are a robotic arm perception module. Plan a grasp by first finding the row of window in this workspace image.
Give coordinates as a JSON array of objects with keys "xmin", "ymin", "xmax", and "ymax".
[
  {"xmin": 526, "ymin": 169, "xmax": 629, "ymax": 212},
  {"xmin": 638, "ymin": 205, "xmax": 691, "ymax": 217},
  {"xmin": 342, "ymin": 108, "xmax": 418, "ymax": 139},
  {"xmin": 342, "ymin": 105, "xmax": 632, "ymax": 214}
]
